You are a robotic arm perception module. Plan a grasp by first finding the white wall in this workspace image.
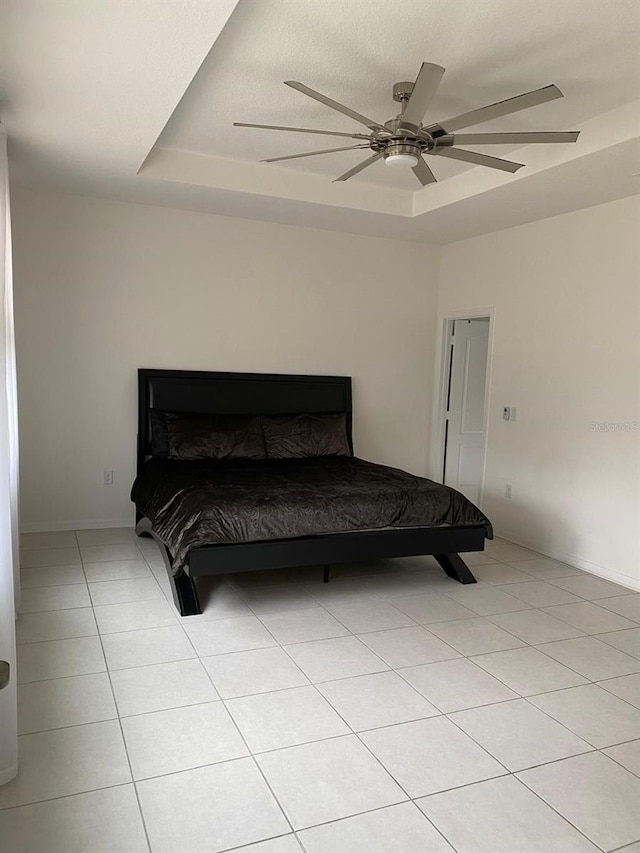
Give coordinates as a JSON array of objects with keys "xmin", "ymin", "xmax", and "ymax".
[
  {"xmin": 12, "ymin": 187, "xmax": 640, "ymax": 588},
  {"xmin": 11, "ymin": 188, "xmax": 439, "ymax": 530},
  {"xmin": 438, "ymin": 195, "xmax": 640, "ymax": 587}
]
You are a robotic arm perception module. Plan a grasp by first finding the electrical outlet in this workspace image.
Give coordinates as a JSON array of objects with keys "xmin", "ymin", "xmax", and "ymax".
[
  {"xmin": 502, "ymin": 406, "xmax": 511, "ymax": 421},
  {"xmin": 505, "ymin": 483, "xmax": 513, "ymax": 500},
  {"xmin": 102, "ymin": 470, "xmax": 113, "ymax": 486}
]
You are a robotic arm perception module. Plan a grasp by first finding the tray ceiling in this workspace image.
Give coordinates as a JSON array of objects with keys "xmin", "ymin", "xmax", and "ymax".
[
  {"xmin": 2, "ymin": 0, "xmax": 639, "ymax": 242},
  {"xmin": 157, "ymin": 0, "xmax": 640, "ymax": 189}
]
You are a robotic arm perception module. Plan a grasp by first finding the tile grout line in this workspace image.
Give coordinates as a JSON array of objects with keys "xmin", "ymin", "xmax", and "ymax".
[
  {"xmin": 513, "ymin": 770, "xmax": 613, "ymax": 852},
  {"xmin": 194, "ymin": 638, "xmax": 299, "ymax": 842},
  {"xmin": 136, "ymin": 536, "xmax": 302, "ymax": 845},
  {"xmin": 76, "ymin": 531, "xmax": 154, "ymax": 853},
  {"xmin": 596, "ymin": 678, "xmax": 640, "ymax": 712},
  {"xmin": 609, "ymin": 840, "xmax": 640, "ymax": 852},
  {"xmin": 0, "ymin": 781, "xmax": 160, "ymax": 816},
  {"xmin": 409, "ymin": 571, "xmax": 640, "ymax": 849},
  {"xmin": 186, "ymin": 561, "xmax": 465, "ymax": 850},
  {"xmin": 11, "ymin": 536, "xmax": 640, "ymax": 850},
  {"xmin": 16, "ymin": 599, "xmax": 640, "ymax": 707},
  {"xmin": 260, "ymin": 556, "xmax": 638, "ymax": 848},
  {"xmin": 601, "ymin": 746, "xmax": 640, "ymax": 781},
  {"xmin": 20, "ymin": 556, "xmax": 640, "ymax": 710},
  {"xmin": 270, "ymin": 625, "xmax": 463, "ymax": 851},
  {"xmin": 526, "ymin": 672, "xmax": 640, "ymax": 736},
  {"xmin": 219, "ymin": 830, "xmax": 309, "ymax": 853},
  {"xmin": 20, "ymin": 556, "xmax": 639, "ymax": 628},
  {"xmin": 524, "ymin": 637, "xmax": 640, "ymax": 683},
  {"xmin": 19, "ymin": 679, "xmax": 640, "ymax": 763},
  {"xmin": 388, "ymin": 639, "xmax": 640, "ymax": 763}
]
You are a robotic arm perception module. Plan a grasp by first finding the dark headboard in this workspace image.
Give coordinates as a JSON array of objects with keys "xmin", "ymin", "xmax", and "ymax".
[{"xmin": 137, "ymin": 369, "xmax": 353, "ymax": 474}]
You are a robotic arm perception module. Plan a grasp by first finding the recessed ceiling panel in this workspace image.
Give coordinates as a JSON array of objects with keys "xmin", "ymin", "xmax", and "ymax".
[{"xmin": 158, "ymin": 0, "xmax": 640, "ymax": 189}]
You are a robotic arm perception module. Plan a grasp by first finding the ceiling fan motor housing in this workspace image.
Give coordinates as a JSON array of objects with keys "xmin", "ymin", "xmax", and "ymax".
[{"xmin": 383, "ymin": 140, "xmax": 423, "ymax": 166}]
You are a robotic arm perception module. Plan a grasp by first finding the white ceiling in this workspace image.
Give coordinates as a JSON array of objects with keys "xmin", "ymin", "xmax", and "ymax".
[
  {"xmin": 158, "ymin": 0, "xmax": 640, "ymax": 188},
  {"xmin": 1, "ymin": 0, "xmax": 639, "ymax": 243}
]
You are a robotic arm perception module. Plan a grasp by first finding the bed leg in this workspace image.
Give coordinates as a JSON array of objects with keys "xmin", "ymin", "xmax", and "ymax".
[
  {"xmin": 170, "ymin": 570, "xmax": 202, "ymax": 617},
  {"xmin": 135, "ymin": 518, "xmax": 202, "ymax": 615},
  {"xmin": 323, "ymin": 565, "xmax": 331, "ymax": 584},
  {"xmin": 434, "ymin": 553, "xmax": 477, "ymax": 585}
]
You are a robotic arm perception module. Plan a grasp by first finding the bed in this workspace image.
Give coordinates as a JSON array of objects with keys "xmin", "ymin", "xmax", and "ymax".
[{"xmin": 132, "ymin": 369, "xmax": 492, "ymax": 616}]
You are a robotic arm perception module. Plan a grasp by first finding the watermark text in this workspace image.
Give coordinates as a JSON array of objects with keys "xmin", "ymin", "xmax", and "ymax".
[{"xmin": 589, "ymin": 421, "xmax": 639, "ymax": 432}]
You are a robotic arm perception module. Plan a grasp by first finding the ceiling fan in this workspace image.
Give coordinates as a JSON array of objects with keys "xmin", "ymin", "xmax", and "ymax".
[{"xmin": 234, "ymin": 63, "xmax": 580, "ymax": 185}]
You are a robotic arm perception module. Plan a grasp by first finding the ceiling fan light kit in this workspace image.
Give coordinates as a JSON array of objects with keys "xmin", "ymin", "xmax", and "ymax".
[
  {"xmin": 235, "ymin": 62, "xmax": 580, "ymax": 186},
  {"xmin": 384, "ymin": 144, "xmax": 421, "ymax": 168}
]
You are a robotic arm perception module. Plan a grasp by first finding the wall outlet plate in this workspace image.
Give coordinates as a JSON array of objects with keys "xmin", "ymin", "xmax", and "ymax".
[
  {"xmin": 102, "ymin": 470, "xmax": 114, "ymax": 485},
  {"xmin": 503, "ymin": 406, "xmax": 511, "ymax": 421}
]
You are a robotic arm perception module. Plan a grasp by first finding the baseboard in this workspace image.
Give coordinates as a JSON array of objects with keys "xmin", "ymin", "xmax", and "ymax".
[
  {"xmin": 21, "ymin": 518, "xmax": 135, "ymax": 534},
  {"xmin": 497, "ymin": 532, "xmax": 640, "ymax": 593}
]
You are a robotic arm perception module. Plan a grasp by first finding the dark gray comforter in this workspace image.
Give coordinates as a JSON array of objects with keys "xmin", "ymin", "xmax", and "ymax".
[{"xmin": 131, "ymin": 456, "xmax": 493, "ymax": 574}]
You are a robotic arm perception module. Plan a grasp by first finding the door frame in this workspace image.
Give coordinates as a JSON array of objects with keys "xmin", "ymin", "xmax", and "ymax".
[{"xmin": 430, "ymin": 307, "xmax": 495, "ymax": 509}]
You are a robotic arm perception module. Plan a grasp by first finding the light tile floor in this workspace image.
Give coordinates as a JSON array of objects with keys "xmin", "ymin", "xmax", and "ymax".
[{"xmin": 2, "ymin": 529, "xmax": 639, "ymax": 852}]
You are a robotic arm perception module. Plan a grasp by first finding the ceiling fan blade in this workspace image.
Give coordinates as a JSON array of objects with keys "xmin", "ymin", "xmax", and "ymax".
[
  {"xmin": 430, "ymin": 146, "xmax": 524, "ymax": 173},
  {"xmin": 412, "ymin": 156, "xmax": 437, "ymax": 186},
  {"xmin": 451, "ymin": 131, "xmax": 580, "ymax": 145},
  {"xmin": 261, "ymin": 145, "xmax": 370, "ymax": 163},
  {"xmin": 285, "ymin": 81, "xmax": 388, "ymax": 133},
  {"xmin": 439, "ymin": 84, "xmax": 564, "ymax": 133},
  {"xmin": 333, "ymin": 152, "xmax": 383, "ymax": 182},
  {"xmin": 400, "ymin": 62, "xmax": 445, "ymax": 131},
  {"xmin": 234, "ymin": 122, "xmax": 371, "ymax": 140}
]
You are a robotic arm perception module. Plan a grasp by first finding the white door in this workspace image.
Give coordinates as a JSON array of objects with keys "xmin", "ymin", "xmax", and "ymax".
[{"xmin": 443, "ymin": 318, "xmax": 489, "ymax": 505}]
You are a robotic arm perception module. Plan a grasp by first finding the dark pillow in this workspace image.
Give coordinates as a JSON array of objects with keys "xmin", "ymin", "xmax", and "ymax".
[
  {"xmin": 262, "ymin": 413, "xmax": 350, "ymax": 459},
  {"xmin": 149, "ymin": 410, "xmax": 170, "ymax": 456},
  {"xmin": 166, "ymin": 413, "xmax": 266, "ymax": 460}
]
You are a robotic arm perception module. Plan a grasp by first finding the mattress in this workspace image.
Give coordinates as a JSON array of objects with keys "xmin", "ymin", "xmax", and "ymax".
[{"xmin": 131, "ymin": 456, "xmax": 493, "ymax": 574}]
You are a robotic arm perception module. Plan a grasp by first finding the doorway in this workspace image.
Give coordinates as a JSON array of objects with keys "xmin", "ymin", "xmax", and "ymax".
[{"xmin": 437, "ymin": 315, "xmax": 491, "ymax": 506}]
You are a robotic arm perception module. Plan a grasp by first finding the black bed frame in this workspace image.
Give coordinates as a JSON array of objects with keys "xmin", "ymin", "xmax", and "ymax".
[{"xmin": 135, "ymin": 368, "xmax": 481, "ymax": 616}]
